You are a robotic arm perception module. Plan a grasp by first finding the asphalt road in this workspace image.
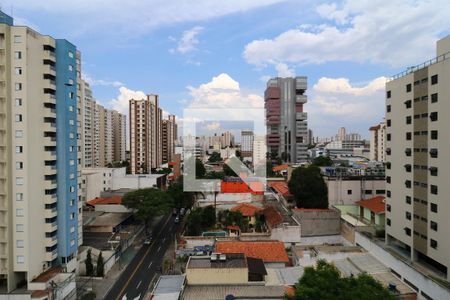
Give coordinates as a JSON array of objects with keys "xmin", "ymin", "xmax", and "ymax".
[{"xmin": 104, "ymin": 214, "xmax": 179, "ymax": 300}]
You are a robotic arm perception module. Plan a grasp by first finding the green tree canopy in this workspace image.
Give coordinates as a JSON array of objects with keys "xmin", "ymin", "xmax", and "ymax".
[
  {"xmin": 208, "ymin": 152, "xmax": 222, "ymax": 162},
  {"xmin": 85, "ymin": 249, "xmax": 94, "ymax": 277},
  {"xmin": 167, "ymin": 176, "xmax": 195, "ymax": 209},
  {"xmin": 96, "ymin": 251, "xmax": 104, "ymax": 277},
  {"xmin": 185, "ymin": 206, "xmax": 216, "ymax": 236},
  {"xmin": 287, "ymin": 260, "xmax": 398, "ymax": 300},
  {"xmin": 122, "ymin": 188, "xmax": 173, "ymax": 229},
  {"xmin": 312, "ymin": 156, "xmax": 333, "ymax": 167},
  {"xmin": 288, "ymin": 166, "xmax": 328, "ymax": 208},
  {"xmin": 196, "ymin": 159, "xmax": 206, "ymax": 178}
]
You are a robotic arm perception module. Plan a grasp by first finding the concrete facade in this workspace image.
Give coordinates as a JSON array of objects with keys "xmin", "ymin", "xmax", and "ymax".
[{"xmin": 369, "ymin": 121, "xmax": 387, "ymax": 162}]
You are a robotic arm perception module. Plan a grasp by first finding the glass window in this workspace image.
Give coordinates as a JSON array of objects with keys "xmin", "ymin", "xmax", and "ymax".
[
  {"xmin": 16, "ymin": 240, "xmax": 24, "ymax": 248},
  {"xmin": 15, "ymin": 146, "xmax": 23, "ymax": 153},
  {"xmin": 68, "ymin": 65, "xmax": 73, "ymax": 71},
  {"xmin": 15, "ymin": 130, "xmax": 23, "ymax": 138},
  {"xmin": 15, "ymin": 67, "xmax": 22, "ymax": 75},
  {"xmin": 68, "ymin": 51, "xmax": 74, "ymax": 58},
  {"xmin": 16, "ymin": 162, "xmax": 23, "ymax": 170},
  {"xmin": 16, "ymin": 208, "xmax": 24, "ymax": 216},
  {"xmin": 17, "ymin": 255, "xmax": 25, "ymax": 264},
  {"xmin": 14, "ymin": 35, "xmax": 22, "ymax": 43},
  {"xmin": 15, "ymin": 83, "xmax": 22, "ymax": 91},
  {"xmin": 431, "ymin": 74, "xmax": 438, "ymax": 85},
  {"xmin": 16, "ymin": 224, "xmax": 24, "ymax": 232},
  {"xmin": 14, "ymin": 51, "xmax": 22, "ymax": 59},
  {"xmin": 15, "ymin": 98, "xmax": 22, "ymax": 106},
  {"xmin": 16, "ymin": 193, "xmax": 23, "ymax": 201},
  {"xmin": 16, "ymin": 177, "xmax": 24, "ymax": 185}
]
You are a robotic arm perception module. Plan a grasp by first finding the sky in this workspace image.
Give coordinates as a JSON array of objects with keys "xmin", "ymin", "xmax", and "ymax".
[{"xmin": 7, "ymin": 0, "xmax": 450, "ymax": 139}]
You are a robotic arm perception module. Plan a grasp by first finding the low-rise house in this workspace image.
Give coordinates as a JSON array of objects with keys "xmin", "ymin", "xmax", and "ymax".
[
  {"xmin": 215, "ymin": 241, "xmax": 289, "ymax": 268},
  {"xmin": 230, "ymin": 203, "xmax": 263, "ymax": 225},
  {"xmin": 355, "ymin": 196, "xmax": 385, "ymax": 228},
  {"xmin": 86, "ymin": 195, "xmax": 131, "ymax": 213}
]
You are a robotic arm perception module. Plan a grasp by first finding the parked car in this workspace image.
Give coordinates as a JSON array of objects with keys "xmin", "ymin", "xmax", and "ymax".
[
  {"xmin": 143, "ymin": 238, "xmax": 152, "ymax": 245},
  {"xmin": 174, "ymin": 216, "xmax": 180, "ymax": 223}
]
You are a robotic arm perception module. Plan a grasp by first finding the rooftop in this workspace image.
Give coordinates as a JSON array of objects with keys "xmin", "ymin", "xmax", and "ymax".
[
  {"xmin": 215, "ymin": 241, "xmax": 289, "ymax": 263},
  {"xmin": 187, "ymin": 254, "xmax": 247, "ymax": 269},
  {"xmin": 31, "ymin": 266, "xmax": 63, "ymax": 283},
  {"xmin": 152, "ymin": 275, "xmax": 185, "ymax": 300},
  {"xmin": 262, "ymin": 206, "xmax": 283, "ymax": 227},
  {"xmin": 272, "ymin": 164, "xmax": 289, "ymax": 172},
  {"xmin": 87, "ymin": 196, "xmax": 122, "ymax": 206},
  {"xmin": 84, "ymin": 212, "xmax": 132, "ymax": 227},
  {"xmin": 267, "ymin": 180, "xmax": 290, "ymax": 196},
  {"xmin": 230, "ymin": 203, "xmax": 263, "ymax": 217},
  {"xmin": 183, "ymin": 285, "xmax": 286, "ymax": 300},
  {"xmin": 356, "ymin": 196, "xmax": 385, "ymax": 214}
]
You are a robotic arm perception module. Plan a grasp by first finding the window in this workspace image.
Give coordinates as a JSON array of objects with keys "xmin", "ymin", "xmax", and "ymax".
[
  {"xmin": 387, "ymin": 190, "xmax": 391, "ymax": 197},
  {"xmin": 387, "ymin": 218, "xmax": 391, "ymax": 226},
  {"xmin": 406, "ymin": 196, "xmax": 411, "ymax": 204},
  {"xmin": 386, "ymin": 119, "xmax": 391, "ymax": 127},
  {"xmin": 406, "ymin": 84, "xmax": 412, "ymax": 92},
  {"xmin": 405, "ymin": 227, "xmax": 411, "ymax": 236},
  {"xmin": 70, "ymin": 199, "xmax": 75, "ymax": 206},
  {"xmin": 15, "ymin": 146, "xmax": 23, "ymax": 153},
  {"xmin": 347, "ymin": 190, "xmax": 352, "ymax": 195},
  {"xmin": 429, "ymin": 112, "xmax": 438, "ymax": 121},
  {"xmin": 387, "ymin": 105, "xmax": 391, "ymax": 112},
  {"xmin": 421, "ymin": 95, "xmax": 428, "ymax": 101},
  {"xmin": 16, "ymin": 240, "xmax": 24, "ymax": 248},
  {"xmin": 431, "ymin": 185, "xmax": 438, "ymax": 195},
  {"xmin": 431, "ymin": 203, "xmax": 438, "ymax": 213},
  {"xmin": 16, "ymin": 224, "xmax": 24, "ymax": 232},
  {"xmin": 386, "ymin": 162, "xmax": 391, "ymax": 169},
  {"xmin": 16, "ymin": 209, "xmax": 24, "ymax": 217},
  {"xmin": 429, "ymin": 167, "xmax": 438, "ymax": 176},
  {"xmin": 430, "ymin": 239, "xmax": 438, "ymax": 249},
  {"xmin": 69, "ymin": 132, "xmax": 74, "ymax": 139},
  {"xmin": 15, "ymin": 114, "xmax": 22, "ymax": 122},
  {"xmin": 414, "ymin": 80, "xmax": 420, "ymax": 86},
  {"xmin": 16, "ymin": 177, "xmax": 24, "ymax": 185},
  {"xmin": 404, "ymin": 164, "xmax": 411, "ymax": 172},
  {"xmin": 14, "ymin": 51, "xmax": 22, "ymax": 59},
  {"xmin": 387, "ymin": 133, "xmax": 391, "ymax": 141},
  {"xmin": 68, "ymin": 79, "xmax": 74, "ymax": 85},
  {"xmin": 16, "ymin": 193, "xmax": 23, "ymax": 201},
  {"xmin": 430, "ymin": 221, "xmax": 438, "ymax": 231},
  {"xmin": 430, "ymin": 130, "xmax": 438, "ymax": 140},
  {"xmin": 15, "ymin": 67, "xmax": 22, "ymax": 75},
  {"xmin": 405, "ymin": 148, "xmax": 412, "ymax": 156},
  {"xmin": 16, "ymin": 162, "xmax": 23, "ymax": 170},
  {"xmin": 70, "ymin": 186, "xmax": 75, "ymax": 192},
  {"xmin": 69, "ymin": 173, "xmax": 74, "ymax": 179},
  {"xmin": 69, "ymin": 92, "xmax": 74, "ymax": 99},
  {"xmin": 386, "ymin": 91, "xmax": 391, "ymax": 98},
  {"xmin": 69, "ymin": 159, "xmax": 74, "ymax": 166},
  {"xmin": 70, "ymin": 213, "xmax": 75, "ymax": 220},
  {"xmin": 386, "ymin": 176, "xmax": 391, "ymax": 184},
  {"xmin": 404, "ymin": 100, "xmax": 412, "ymax": 108},
  {"xmin": 70, "ymin": 226, "xmax": 75, "ymax": 233},
  {"xmin": 70, "ymin": 239, "xmax": 75, "ymax": 246},
  {"xmin": 15, "ymin": 98, "xmax": 22, "ymax": 106},
  {"xmin": 431, "ymin": 93, "xmax": 438, "ymax": 103},
  {"xmin": 69, "ymin": 119, "xmax": 74, "ymax": 125},
  {"xmin": 429, "ymin": 148, "xmax": 438, "ymax": 158},
  {"xmin": 14, "ymin": 35, "xmax": 22, "ymax": 43},
  {"xmin": 406, "ymin": 116, "xmax": 411, "ymax": 124},
  {"xmin": 431, "ymin": 74, "xmax": 438, "ymax": 85},
  {"xmin": 68, "ymin": 51, "xmax": 74, "ymax": 58},
  {"xmin": 386, "ymin": 204, "xmax": 391, "ymax": 212},
  {"xmin": 15, "ymin": 83, "xmax": 22, "ymax": 91},
  {"xmin": 406, "ymin": 132, "xmax": 411, "ymax": 140},
  {"xmin": 365, "ymin": 190, "xmax": 373, "ymax": 195},
  {"xmin": 376, "ymin": 189, "xmax": 385, "ymax": 194},
  {"xmin": 68, "ymin": 65, "xmax": 73, "ymax": 71},
  {"xmin": 69, "ymin": 105, "xmax": 74, "ymax": 112},
  {"xmin": 405, "ymin": 212, "xmax": 411, "ymax": 220},
  {"xmin": 16, "ymin": 256, "xmax": 25, "ymax": 264}
]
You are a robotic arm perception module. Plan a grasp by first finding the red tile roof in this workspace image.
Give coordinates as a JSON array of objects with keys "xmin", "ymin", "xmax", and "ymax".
[
  {"xmin": 356, "ymin": 196, "xmax": 385, "ymax": 214},
  {"xmin": 31, "ymin": 266, "xmax": 63, "ymax": 283},
  {"xmin": 227, "ymin": 225, "xmax": 241, "ymax": 231},
  {"xmin": 87, "ymin": 196, "xmax": 122, "ymax": 206},
  {"xmin": 272, "ymin": 164, "xmax": 289, "ymax": 172},
  {"xmin": 268, "ymin": 181, "xmax": 291, "ymax": 196},
  {"xmin": 230, "ymin": 203, "xmax": 263, "ymax": 217},
  {"xmin": 369, "ymin": 125, "xmax": 381, "ymax": 131},
  {"xmin": 216, "ymin": 241, "xmax": 289, "ymax": 263},
  {"xmin": 262, "ymin": 206, "xmax": 283, "ymax": 227}
]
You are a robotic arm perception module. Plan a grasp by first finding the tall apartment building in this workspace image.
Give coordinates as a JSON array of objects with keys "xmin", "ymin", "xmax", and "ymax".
[
  {"xmin": 369, "ymin": 121, "xmax": 386, "ymax": 162},
  {"xmin": 162, "ymin": 115, "xmax": 177, "ymax": 164},
  {"xmin": 97, "ymin": 104, "xmax": 113, "ymax": 166},
  {"xmin": 385, "ymin": 36, "xmax": 450, "ymax": 280},
  {"xmin": 252, "ymin": 136, "xmax": 267, "ymax": 166},
  {"xmin": 265, "ymin": 77, "xmax": 308, "ymax": 163},
  {"xmin": 337, "ymin": 127, "xmax": 346, "ymax": 141},
  {"xmin": 129, "ymin": 94, "xmax": 162, "ymax": 174},
  {"xmin": 0, "ymin": 12, "xmax": 79, "ymax": 291},
  {"xmin": 112, "ymin": 110, "xmax": 126, "ymax": 163},
  {"xmin": 241, "ymin": 130, "xmax": 254, "ymax": 158}
]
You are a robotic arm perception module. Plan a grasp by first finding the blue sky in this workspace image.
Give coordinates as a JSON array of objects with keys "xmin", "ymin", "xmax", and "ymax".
[{"xmin": 8, "ymin": 0, "xmax": 450, "ymax": 138}]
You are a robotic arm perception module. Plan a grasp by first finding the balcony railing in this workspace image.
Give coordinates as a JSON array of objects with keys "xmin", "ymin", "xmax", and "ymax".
[{"xmin": 389, "ymin": 51, "xmax": 450, "ymax": 81}]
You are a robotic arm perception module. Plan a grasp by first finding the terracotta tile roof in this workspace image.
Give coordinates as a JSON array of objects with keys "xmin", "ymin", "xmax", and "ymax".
[
  {"xmin": 31, "ymin": 266, "xmax": 63, "ymax": 282},
  {"xmin": 369, "ymin": 124, "xmax": 381, "ymax": 131},
  {"xmin": 31, "ymin": 289, "xmax": 51, "ymax": 298},
  {"xmin": 284, "ymin": 286, "xmax": 296, "ymax": 297},
  {"xmin": 216, "ymin": 241, "xmax": 289, "ymax": 263},
  {"xmin": 268, "ymin": 181, "xmax": 291, "ymax": 196},
  {"xmin": 227, "ymin": 225, "xmax": 241, "ymax": 231},
  {"xmin": 356, "ymin": 196, "xmax": 385, "ymax": 214},
  {"xmin": 87, "ymin": 196, "xmax": 122, "ymax": 206},
  {"xmin": 272, "ymin": 164, "xmax": 289, "ymax": 172},
  {"xmin": 230, "ymin": 203, "xmax": 263, "ymax": 217},
  {"xmin": 262, "ymin": 206, "xmax": 283, "ymax": 227}
]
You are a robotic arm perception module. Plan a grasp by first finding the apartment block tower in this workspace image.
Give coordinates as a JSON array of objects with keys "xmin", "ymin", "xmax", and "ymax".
[
  {"xmin": 241, "ymin": 130, "xmax": 254, "ymax": 158},
  {"xmin": 162, "ymin": 115, "xmax": 177, "ymax": 164},
  {"xmin": 265, "ymin": 77, "xmax": 308, "ymax": 163},
  {"xmin": 129, "ymin": 94, "xmax": 162, "ymax": 174},
  {"xmin": 112, "ymin": 110, "xmax": 126, "ymax": 163},
  {"xmin": 385, "ymin": 36, "xmax": 450, "ymax": 280},
  {"xmin": 0, "ymin": 11, "xmax": 79, "ymax": 291},
  {"xmin": 369, "ymin": 121, "xmax": 386, "ymax": 162}
]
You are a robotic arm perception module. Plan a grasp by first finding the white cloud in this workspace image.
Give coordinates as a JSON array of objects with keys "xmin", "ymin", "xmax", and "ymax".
[
  {"xmin": 205, "ymin": 121, "xmax": 221, "ymax": 131},
  {"xmin": 82, "ymin": 73, "xmax": 124, "ymax": 88},
  {"xmin": 6, "ymin": 0, "xmax": 285, "ymax": 37},
  {"xmin": 171, "ymin": 26, "xmax": 203, "ymax": 54},
  {"xmin": 109, "ymin": 86, "xmax": 146, "ymax": 115},
  {"xmin": 308, "ymin": 76, "xmax": 386, "ymax": 137},
  {"xmin": 187, "ymin": 73, "xmax": 263, "ymax": 109},
  {"xmin": 13, "ymin": 16, "xmax": 40, "ymax": 30},
  {"xmin": 244, "ymin": 0, "xmax": 450, "ymax": 68},
  {"xmin": 275, "ymin": 62, "xmax": 295, "ymax": 77}
]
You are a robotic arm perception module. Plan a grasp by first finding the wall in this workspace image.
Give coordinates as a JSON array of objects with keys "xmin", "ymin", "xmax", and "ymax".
[
  {"xmin": 270, "ymin": 225, "xmax": 301, "ymax": 245},
  {"xmin": 326, "ymin": 178, "xmax": 385, "ymax": 206},
  {"xmin": 293, "ymin": 210, "xmax": 341, "ymax": 237},
  {"xmin": 356, "ymin": 232, "xmax": 450, "ymax": 300},
  {"xmin": 111, "ymin": 174, "xmax": 163, "ymax": 190},
  {"xmin": 94, "ymin": 204, "xmax": 130, "ymax": 213},
  {"xmin": 186, "ymin": 267, "xmax": 248, "ymax": 285}
]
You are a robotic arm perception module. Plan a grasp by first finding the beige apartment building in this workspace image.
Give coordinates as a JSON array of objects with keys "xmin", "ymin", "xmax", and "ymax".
[
  {"xmin": 129, "ymin": 94, "xmax": 163, "ymax": 174},
  {"xmin": 385, "ymin": 35, "xmax": 450, "ymax": 280},
  {"xmin": 112, "ymin": 110, "xmax": 126, "ymax": 163},
  {"xmin": 369, "ymin": 121, "xmax": 386, "ymax": 162},
  {"xmin": 162, "ymin": 114, "xmax": 177, "ymax": 164}
]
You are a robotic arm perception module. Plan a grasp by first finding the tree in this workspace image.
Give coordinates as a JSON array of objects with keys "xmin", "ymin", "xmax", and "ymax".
[
  {"xmin": 96, "ymin": 251, "xmax": 104, "ymax": 277},
  {"xmin": 288, "ymin": 166, "xmax": 328, "ymax": 208},
  {"xmin": 85, "ymin": 249, "xmax": 94, "ymax": 277},
  {"xmin": 266, "ymin": 161, "xmax": 275, "ymax": 177},
  {"xmin": 122, "ymin": 188, "xmax": 173, "ymax": 232},
  {"xmin": 312, "ymin": 156, "xmax": 333, "ymax": 167},
  {"xmin": 196, "ymin": 159, "xmax": 206, "ymax": 178},
  {"xmin": 281, "ymin": 152, "xmax": 289, "ymax": 162},
  {"xmin": 208, "ymin": 152, "xmax": 222, "ymax": 162},
  {"xmin": 185, "ymin": 206, "xmax": 216, "ymax": 236},
  {"xmin": 167, "ymin": 176, "xmax": 195, "ymax": 209},
  {"xmin": 287, "ymin": 260, "xmax": 398, "ymax": 300}
]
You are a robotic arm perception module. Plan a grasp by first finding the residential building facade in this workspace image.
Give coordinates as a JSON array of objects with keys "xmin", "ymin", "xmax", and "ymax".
[
  {"xmin": 369, "ymin": 121, "xmax": 386, "ymax": 162},
  {"xmin": 241, "ymin": 130, "xmax": 253, "ymax": 158},
  {"xmin": 265, "ymin": 77, "xmax": 308, "ymax": 163},
  {"xmin": 385, "ymin": 35, "xmax": 450, "ymax": 280},
  {"xmin": 162, "ymin": 114, "xmax": 177, "ymax": 164}
]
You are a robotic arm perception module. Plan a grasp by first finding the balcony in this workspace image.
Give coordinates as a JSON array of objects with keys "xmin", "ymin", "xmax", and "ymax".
[
  {"xmin": 295, "ymin": 77, "xmax": 307, "ymax": 90},
  {"xmin": 296, "ymin": 112, "xmax": 307, "ymax": 120},
  {"xmin": 43, "ymin": 193, "xmax": 57, "ymax": 205},
  {"xmin": 44, "ymin": 165, "xmax": 57, "ymax": 175},
  {"xmin": 44, "ymin": 179, "xmax": 57, "ymax": 190},
  {"xmin": 43, "ymin": 64, "xmax": 56, "ymax": 77},
  {"xmin": 45, "ymin": 236, "xmax": 57, "ymax": 247},
  {"xmin": 45, "ymin": 222, "xmax": 58, "ymax": 233},
  {"xmin": 44, "ymin": 79, "xmax": 56, "ymax": 91},
  {"xmin": 43, "ymin": 93, "xmax": 56, "ymax": 105},
  {"xmin": 43, "ymin": 50, "xmax": 56, "ymax": 63},
  {"xmin": 43, "ymin": 136, "xmax": 57, "ymax": 147},
  {"xmin": 266, "ymin": 116, "xmax": 280, "ymax": 125},
  {"xmin": 45, "ymin": 249, "xmax": 58, "ymax": 262},
  {"xmin": 44, "ymin": 207, "xmax": 57, "ymax": 219},
  {"xmin": 44, "ymin": 108, "xmax": 56, "ymax": 119},
  {"xmin": 296, "ymin": 95, "xmax": 307, "ymax": 103},
  {"xmin": 43, "ymin": 122, "xmax": 57, "ymax": 133}
]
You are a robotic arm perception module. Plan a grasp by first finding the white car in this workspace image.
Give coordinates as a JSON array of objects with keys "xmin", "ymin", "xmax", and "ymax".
[{"xmin": 143, "ymin": 237, "xmax": 152, "ymax": 245}]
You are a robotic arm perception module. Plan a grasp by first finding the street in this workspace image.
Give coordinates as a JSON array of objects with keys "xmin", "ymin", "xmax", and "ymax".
[{"xmin": 104, "ymin": 214, "xmax": 179, "ymax": 300}]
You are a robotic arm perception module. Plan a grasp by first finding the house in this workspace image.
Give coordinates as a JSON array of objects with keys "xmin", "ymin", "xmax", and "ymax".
[
  {"xmin": 230, "ymin": 203, "xmax": 263, "ymax": 225},
  {"xmin": 86, "ymin": 195, "xmax": 131, "ymax": 213},
  {"xmin": 215, "ymin": 241, "xmax": 289, "ymax": 268},
  {"xmin": 355, "ymin": 196, "xmax": 385, "ymax": 228}
]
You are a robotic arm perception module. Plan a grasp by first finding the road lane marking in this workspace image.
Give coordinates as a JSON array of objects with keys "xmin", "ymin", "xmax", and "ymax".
[
  {"xmin": 148, "ymin": 262, "xmax": 153, "ymax": 269},
  {"xmin": 115, "ymin": 215, "xmax": 172, "ymax": 300},
  {"xmin": 136, "ymin": 280, "xmax": 141, "ymax": 289}
]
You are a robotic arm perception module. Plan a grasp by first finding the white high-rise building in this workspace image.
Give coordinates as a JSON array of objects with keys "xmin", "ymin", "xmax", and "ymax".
[
  {"xmin": 369, "ymin": 121, "xmax": 386, "ymax": 162},
  {"xmin": 241, "ymin": 130, "xmax": 254, "ymax": 158}
]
